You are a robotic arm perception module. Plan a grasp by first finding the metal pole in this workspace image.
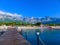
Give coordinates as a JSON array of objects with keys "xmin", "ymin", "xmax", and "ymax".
[
  {"xmin": 36, "ymin": 32, "xmax": 40, "ymax": 45},
  {"xmin": 36, "ymin": 29, "xmax": 45, "ymax": 45}
]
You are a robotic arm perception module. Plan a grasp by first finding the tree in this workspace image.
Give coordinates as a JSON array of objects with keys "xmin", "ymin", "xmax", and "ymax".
[{"xmin": 35, "ymin": 22, "xmax": 41, "ymax": 26}]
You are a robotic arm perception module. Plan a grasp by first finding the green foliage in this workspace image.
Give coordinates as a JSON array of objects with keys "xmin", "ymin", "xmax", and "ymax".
[
  {"xmin": 56, "ymin": 23, "xmax": 60, "ymax": 26},
  {"xmin": 1, "ymin": 22, "xmax": 60, "ymax": 26},
  {"xmin": 0, "ymin": 22, "xmax": 32, "ymax": 26},
  {"xmin": 44, "ymin": 23, "xmax": 56, "ymax": 26},
  {"xmin": 35, "ymin": 22, "xmax": 41, "ymax": 26}
]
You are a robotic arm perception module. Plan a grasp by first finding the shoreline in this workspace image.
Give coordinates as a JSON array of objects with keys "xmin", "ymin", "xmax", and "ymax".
[{"xmin": 0, "ymin": 26, "xmax": 60, "ymax": 31}]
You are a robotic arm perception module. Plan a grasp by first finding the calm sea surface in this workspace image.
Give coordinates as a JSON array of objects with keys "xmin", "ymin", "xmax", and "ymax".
[
  {"xmin": 20, "ymin": 29, "xmax": 60, "ymax": 45},
  {"xmin": 0, "ymin": 29, "xmax": 60, "ymax": 45}
]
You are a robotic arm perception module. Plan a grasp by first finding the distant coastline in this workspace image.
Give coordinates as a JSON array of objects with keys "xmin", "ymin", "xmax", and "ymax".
[{"xmin": 0, "ymin": 25, "xmax": 60, "ymax": 31}]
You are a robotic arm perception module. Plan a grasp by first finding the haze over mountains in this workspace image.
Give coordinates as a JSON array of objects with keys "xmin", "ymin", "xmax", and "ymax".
[
  {"xmin": 0, "ymin": 11, "xmax": 22, "ymax": 22},
  {"xmin": 0, "ymin": 11, "xmax": 60, "ymax": 24}
]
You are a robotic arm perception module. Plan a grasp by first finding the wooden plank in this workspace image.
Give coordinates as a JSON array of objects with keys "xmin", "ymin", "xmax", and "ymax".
[{"xmin": 0, "ymin": 27, "xmax": 31, "ymax": 45}]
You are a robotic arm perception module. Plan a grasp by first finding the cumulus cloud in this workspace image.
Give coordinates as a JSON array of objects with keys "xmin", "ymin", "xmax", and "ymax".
[{"xmin": 0, "ymin": 10, "xmax": 22, "ymax": 17}]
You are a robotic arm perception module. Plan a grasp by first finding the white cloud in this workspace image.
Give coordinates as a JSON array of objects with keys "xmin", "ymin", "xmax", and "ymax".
[
  {"xmin": 0, "ymin": 11, "xmax": 6, "ymax": 14},
  {"xmin": 13, "ymin": 13, "xmax": 22, "ymax": 17},
  {"xmin": 0, "ymin": 10, "xmax": 22, "ymax": 17},
  {"xmin": 31, "ymin": 17, "xmax": 34, "ymax": 19},
  {"xmin": 6, "ymin": 12, "xmax": 13, "ymax": 15}
]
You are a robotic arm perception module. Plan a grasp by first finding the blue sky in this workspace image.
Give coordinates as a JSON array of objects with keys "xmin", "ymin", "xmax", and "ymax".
[{"xmin": 0, "ymin": 0, "xmax": 60, "ymax": 17}]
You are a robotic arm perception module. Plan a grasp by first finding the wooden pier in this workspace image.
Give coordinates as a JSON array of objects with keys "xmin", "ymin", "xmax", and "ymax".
[{"xmin": 0, "ymin": 27, "xmax": 31, "ymax": 45}]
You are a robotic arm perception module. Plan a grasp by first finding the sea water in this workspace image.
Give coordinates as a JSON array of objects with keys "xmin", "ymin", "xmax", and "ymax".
[{"xmin": 20, "ymin": 29, "xmax": 60, "ymax": 45}]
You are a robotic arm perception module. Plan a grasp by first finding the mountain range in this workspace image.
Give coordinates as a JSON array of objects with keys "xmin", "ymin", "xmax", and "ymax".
[{"xmin": 0, "ymin": 12, "xmax": 60, "ymax": 24}]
